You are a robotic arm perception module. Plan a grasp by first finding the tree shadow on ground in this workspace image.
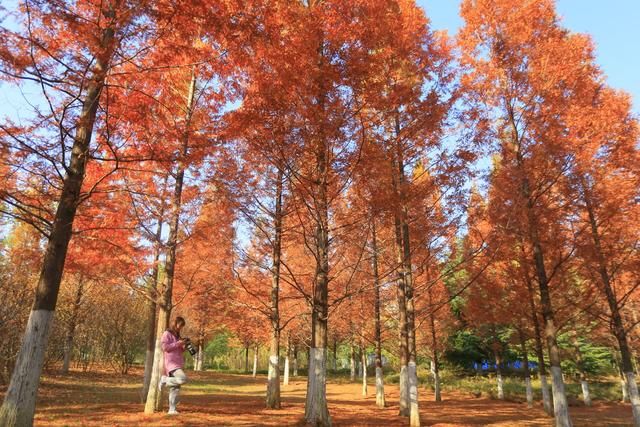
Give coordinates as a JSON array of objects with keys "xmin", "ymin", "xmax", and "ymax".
[{"xmin": 0, "ymin": 368, "xmax": 634, "ymax": 426}]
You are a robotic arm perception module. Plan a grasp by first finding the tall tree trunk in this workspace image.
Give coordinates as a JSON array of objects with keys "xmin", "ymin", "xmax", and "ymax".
[
  {"xmin": 332, "ymin": 338, "xmax": 338, "ymax": 373},
  {"xmin": 350, "ymin": 344, "xmax": 356, "ymax": 382},
  {"xmin": 144, "ymin": 68, "xmax": 196, "ymax": 415},
  {"xmin": 349, "ymin": 344, "xmax": 356, "ymax": 382},
  {"xmin": 143, "ymin": 173, "xmax": 183, "ymax": 413},
  {"xmin": 293, "ymin": 345, "xmax": 299, "ymax": 377},
  {"xmin": 394, "ymin": 114, "xmax": 419, "ymax": 426},
  {"xmin": 266, "ymin": 167, "xmax": 284, "ymax": 409},
  {"xmin": 361, "ymin": 343, "xmax": 368, "ymax": 397},
  {"xmin": 303, "ymin": 32, "xmax": 331, "ymax": 427},
  {"xmin": 624, "ymin": 380, "xmax": 631, "ymax": 403},
  {"xmin": 142, "ymin": 201, "xmax": 165, "ymax": 402},
  {"xmin": 284, "ymin": 336, "xmax": 290, "ymax": 386},
  {"xmin": 62, "ymin": 276, "xmax": 85, "ymax": 374},
  {"xmin": 518, "ymin": 329, "xmax": 533, "ymax": 408},
  {"xmin": 524, "ymin": 266, "xmax": 553, "ymax": 415},
  {"xmin": 404, "ymin": 257, "xmax": 419, "ymax": 427},
  {"xmin": 245, "ymin": 345, "xmax": 250, "ymax": 374},
  {"xmin": 195, "ymin": 342, "xmax": 203, "ymax": 371},
  {"xmin": 304, "ymin": 166, "xmax": 331, "ymax": 425},
  {"xmin": 142, "ymin": 288, "xmax": 158, "ymax": 394},
  {"xmin": 429, "ymin": 311, "xmax": 441, "ymax": 402},
  {"xmin": 614, "ymin": 356, "xmax": 630, "ymax": 403},
  {"xmin": 570, "ymin": 332, "xmax": 591, "ymax": 407},
  {"xmin": 194, "ymin": 327, "xmax": 204, "ymax": 371},
  {"xmin": 511, "ymin": 108, "xmax": 570, "ymax": 426},
  {"xmin": 0, "ymin": 11, "xmax": 118, "ymax": 425},
  {"xmin": 394, "ymin": 216, "xmax": 410, "ymax": 417},
  {"xmin": 494, "ymin": 348, "xmax": 504, "ymax": 400},
  {"xmin": 253, "ymin": 345, "xmax": 258, "ymax": 377},
  {"xmin": 582, "ymin": 185, "xmax": 640, "ymax": 425},
  {"xmin": 632, "ymin": 311, "xmax": 640, "ymax": 377},
  {"xmin": 527, "ymin": 206, "xmax": 571, "ymax": 426},
  {"xmin": 371, "ymin": 219, "xmax": 385, "ymax": 408}
]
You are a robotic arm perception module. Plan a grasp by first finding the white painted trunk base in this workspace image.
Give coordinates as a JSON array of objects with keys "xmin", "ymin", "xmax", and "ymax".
[
  {"xmin": 253, "ymin": 350, "xmax": 258, "ymax": 378},
  {"xmin": 267, "ymin": 355, "xmax": 279, "ymax": 381},
  {"xmin": 525, "ymin": 377, "xmax": 533, "ymax": 408},
  {"xmin": 580, "ymin": 380, "xmax": 591, "ymax": 407},
  {"xmin": 375, "ymin": 367, "xmax": 385, "ymax": 408},
  {"xmin": 144, "ymin": 338, "xmax": 165, "ymax": 413},
  {"xmin": 550, "ymin": 366, "xmax": 573, "ymax": 427},
  {"xmin": 141, "ymin": 347, "xmax": 155, "ymax": 401},
  {"xmin": 541, "ymin": 374, "xmax": 553, "ymax": 415},
  {"xmin": 284, "ymin": 356, "xmax": 290, "ymax": 386},
  {"xmin": 430, "ymin": 361, "xmax": 441, "ymax": 402},
  {"xmin": 266, "ymin": 354, "xmax": 280, "ymax": 408},
  {"xmin": 195, "ymin": 346, "xmax": 204, "ymax": 371},
  {"xmin": 624, "ymin": 371, "xmax": 640, "ymax": 427},
  {"xmin": 408, "ymin": 361, "xmax": 420, "ymax": 427},
  {"xmin": 304, "ymin": 348, "xmax": 331, "ymax": 426},
  {"xmin": 497, "ymin": 373, "xmax": 504, "ymax": 400},
  {"xmin": 399, "ymin": 365, "xmax": 409, "ymax": 416},
  {"xmin": 0, "ymin": 310, "xmax": 54, "ymax": 427},
  {"xmin": 362, "ymin": 359, "xmax": 368, "ymax": 397},
  {"xmin": 622, "ymin": 378, "xmax": 630, "ymax": 402}
]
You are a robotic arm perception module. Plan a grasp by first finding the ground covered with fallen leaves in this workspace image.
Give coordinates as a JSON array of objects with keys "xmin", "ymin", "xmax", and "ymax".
[{"xmin": 0, "ymin": 368, "xmax": 633, "ymax": 426}]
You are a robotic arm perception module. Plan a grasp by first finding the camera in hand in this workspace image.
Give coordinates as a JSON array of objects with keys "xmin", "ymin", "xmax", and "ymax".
[{"xmin": 183, "ymin": 338, "xmax": 197, "ymax": 356}]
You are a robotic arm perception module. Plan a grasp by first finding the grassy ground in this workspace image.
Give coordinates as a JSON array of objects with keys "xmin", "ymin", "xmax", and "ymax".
[
  {"xmin": 0, "ymin": 367, "xmax": 634, "ymax": 426},
  {"xmin": 432, "ymin": 373, "xmax": 622, "ymax": 403}
]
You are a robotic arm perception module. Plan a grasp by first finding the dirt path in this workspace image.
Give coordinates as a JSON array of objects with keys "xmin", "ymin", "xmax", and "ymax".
[{"xmin": 1, "ymin": 369, "xmax": 633, "ymax": 426}]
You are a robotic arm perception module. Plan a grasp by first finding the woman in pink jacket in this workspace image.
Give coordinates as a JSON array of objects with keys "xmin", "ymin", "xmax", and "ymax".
[{"xmin": 159, "ymin": 316, "xmax": 190, "ymax": 414}]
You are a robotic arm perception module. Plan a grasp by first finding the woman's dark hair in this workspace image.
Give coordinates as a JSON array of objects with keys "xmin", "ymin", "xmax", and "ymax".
[{"xmin": 175, "ymin": 316, "xmax": 186, "ymax": 326}]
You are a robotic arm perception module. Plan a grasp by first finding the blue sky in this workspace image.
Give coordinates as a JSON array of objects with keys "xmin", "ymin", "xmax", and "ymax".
[{"xmin": 418, "ymin": 0, "xmax": 640, "ymax": 113}]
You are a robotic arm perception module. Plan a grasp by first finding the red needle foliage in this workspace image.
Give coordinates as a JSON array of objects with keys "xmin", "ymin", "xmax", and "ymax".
[{"xmin": 1, "ymin": 1, "xmax": 639, "ymax": 426}]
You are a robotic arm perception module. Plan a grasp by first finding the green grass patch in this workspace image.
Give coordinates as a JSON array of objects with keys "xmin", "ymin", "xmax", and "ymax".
[{"xmin": 382, "ymin": 366, "xmax": 623, "ymax": 403}]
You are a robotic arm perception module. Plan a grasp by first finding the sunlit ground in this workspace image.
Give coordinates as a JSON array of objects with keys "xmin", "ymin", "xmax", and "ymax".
[{"xmin": 1, "ymin": 367, "xmax": 633, "ymax": 426}]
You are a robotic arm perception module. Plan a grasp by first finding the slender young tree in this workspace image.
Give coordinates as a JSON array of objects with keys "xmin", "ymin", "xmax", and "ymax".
[
  {"xmin": 266, "ymin": 168, "xmax": 284, "ymax": 408},
  {"xmin": 567, "ymin": 86, "xmax": 640, "ymax": 425},
  {"xmin": 138, "ymin": 175, "xmax": 169, "ymax": 401},
  {"xmin": 458, "ymin": 1, "xmax": 608, "ymax": 424},
  {"xmin": 371, "ymin": 219, "xmax": 386, "ymax": 408},
  {"xmin": 521, "ymin": 246, "xmax": 553, "ymax": 415},
  {"xmin": 508, "ymin": 329, "xmax": 530, "ymax": 408},
  {"xmin": 144, "ymin": 67, "xmax": 197, "ymax": 413},
  {"xmin": 0, "ymin": 2, "xmax": 143, "ymax": 424}
]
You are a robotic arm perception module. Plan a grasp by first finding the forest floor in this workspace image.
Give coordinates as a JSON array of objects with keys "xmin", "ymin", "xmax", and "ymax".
[{"xmin": 0, "ymin": 367, "xmax": 633, "ymax": 426}]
